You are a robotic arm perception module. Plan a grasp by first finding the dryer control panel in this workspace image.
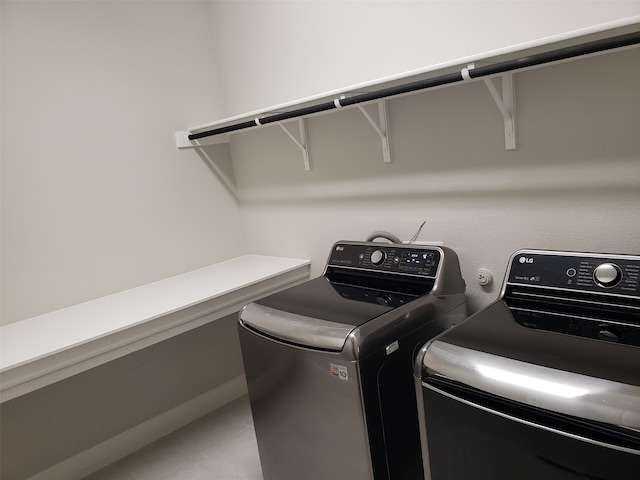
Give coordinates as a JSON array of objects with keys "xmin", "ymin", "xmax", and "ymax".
[
  {"xmin": 327, "ymin": 242, "xmax": 441, "ymax": 278},
  {"xmin": 507, "ymin": 251, "xmax": 640, "ymax": 296},
  {"xmin": 504, "ymin": 250, "xmax": 640, "ymax": 346}
]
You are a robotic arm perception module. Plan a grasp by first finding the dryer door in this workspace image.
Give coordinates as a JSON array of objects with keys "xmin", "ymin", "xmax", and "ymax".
[
  {"xmin": 419, "ymin": 377, "xmax": 640, "ymax": 480},
  {"xmin": 417, "ymin": 339, "xmax": 640, "ymax": 480}
]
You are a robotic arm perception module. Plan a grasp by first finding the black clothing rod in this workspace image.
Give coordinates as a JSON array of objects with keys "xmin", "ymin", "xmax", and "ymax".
[{"xmin": 188, "ymin": 30, "xmax": 640, "ymax": 141}]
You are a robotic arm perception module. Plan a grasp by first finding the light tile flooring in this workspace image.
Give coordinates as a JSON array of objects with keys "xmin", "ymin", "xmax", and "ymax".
[{"xmin": 84, "ymin": 396, "xmax": 263, "ymax": 480}]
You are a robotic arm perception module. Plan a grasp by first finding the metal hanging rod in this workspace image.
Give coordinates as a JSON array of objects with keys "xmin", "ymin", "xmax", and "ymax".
[{"xmin": 188, "ymin": 31, "xmax": 640, "ymax": 141}]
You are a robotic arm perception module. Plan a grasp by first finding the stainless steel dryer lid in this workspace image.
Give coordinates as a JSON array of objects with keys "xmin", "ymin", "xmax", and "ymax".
[{"xmin": 422, "ymin": 336, "xmax": 640, "ymax": 432}]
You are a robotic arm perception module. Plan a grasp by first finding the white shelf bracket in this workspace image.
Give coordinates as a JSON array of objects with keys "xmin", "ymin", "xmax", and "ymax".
[
  {"xmin": 357, "ymin": 100, "xmax": 392, "ymax": 163},
  {"xmin": 481, "ymin": 71, "xmax": 517, "ymax": 151},
  {"xmin": 278, "ymin": 118, "xmax": 311, "ymax": 171}
]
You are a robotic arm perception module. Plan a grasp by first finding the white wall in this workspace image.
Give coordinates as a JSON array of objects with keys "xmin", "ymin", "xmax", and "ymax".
[
  {"xmin": 1, "ymin": 313, "xmax": 245, "ymax": 480},
  {"xmin": 1, "ymin": 1, "xmax": 245, "ymax": 324},
  {"xmin": 3, "ymin": 1, "xmax": 638, "ymax": 322},
  {"xmin": 215, "ymin": 2, "xmax": 640, "ymax": 313},
  {"xmin": 0, "ymin": 2, "xmax": 638, "ymax": 478},
  {"xmin": 210, "ymin": 0, "xmax": 640, "ymax": 117},
  {"xmin": 1, "ymin": 3, "xmax": 248, "ymax": 478}
]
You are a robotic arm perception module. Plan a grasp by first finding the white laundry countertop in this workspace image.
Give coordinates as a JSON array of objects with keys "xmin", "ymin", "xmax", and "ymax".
[{"xmin": 0, "ymin": 255, "xmax": 311, "ymax": 402}]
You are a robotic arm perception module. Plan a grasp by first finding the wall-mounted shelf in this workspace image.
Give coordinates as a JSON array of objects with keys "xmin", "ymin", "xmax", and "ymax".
[
  {"xmin": 176, "ymin": 18, "xmax": 640, "ymax": 167},
  {"xmin": 0, "ymin": 255, "xmax": 310, "ymax": 402}
]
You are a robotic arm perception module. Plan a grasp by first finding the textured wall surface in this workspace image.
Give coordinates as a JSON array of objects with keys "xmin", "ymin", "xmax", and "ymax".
[
  {"xmin": 232, "ymin": 48, "xmax": 640, "ymax": 313},
  {"xmin": 1, "ymin": 2, "xmax": 638, "ymax": 478},
  {"xmin": 210, "ymin": 1, "xmax": 640, "ymax": 117},
  {"xmin": 0, "ymin": 314, "xmax": 243, "ymax": 479},
  {"xmin": 1, "ymin": 1, "xmax": 244, "ymax": 325}
]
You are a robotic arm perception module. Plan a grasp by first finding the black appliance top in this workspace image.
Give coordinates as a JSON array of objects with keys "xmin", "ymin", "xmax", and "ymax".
[
  {"xmin": 240, "ymin": 241, "xmax": 465, "ymax": 351},
  {"xmin": 430, "ymin": 249, "xmax": 640, "ymax": 380},
  {"xmin": 255, "ymin": 241, "xmax": 444, "ymax": 328}
]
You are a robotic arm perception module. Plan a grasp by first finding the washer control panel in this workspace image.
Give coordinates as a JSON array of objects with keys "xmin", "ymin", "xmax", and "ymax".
[
  {"xmin": 507, "ymin": 251, "xmax": 640, "ymax": 296},
  {"xmin": 328, "ymin": 242, "xmax": 441, "ymax": 278}
]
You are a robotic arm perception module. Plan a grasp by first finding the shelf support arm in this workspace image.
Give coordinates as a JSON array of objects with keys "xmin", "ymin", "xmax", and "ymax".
[
  {"xmin": 357, "ymin": 100, "xmax": 392, "ymax": 163},
  {"xmin": 278, "ymin": 118, "xmax": 311, "ymax": 171},
  {"xmin": 481, "ymin": 71, "xmax": 517, "ymax": 151}
]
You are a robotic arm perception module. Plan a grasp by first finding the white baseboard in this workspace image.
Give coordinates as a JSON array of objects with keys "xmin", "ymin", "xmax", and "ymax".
[{"xmin": 28, "ymin": 375, "xmax": 248, "ymax": 480}]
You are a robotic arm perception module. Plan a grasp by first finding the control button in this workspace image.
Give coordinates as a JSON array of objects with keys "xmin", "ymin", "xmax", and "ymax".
[
  {"xmin": 596, "ymin": 325, "xmax": 621, "ymax": 343},
  {"xmin": 376, "ymin": 294, "xmax": 392, "ymax": 306},
  {"xmin": 593, "ymin": 263, "xmax": 623, "ymax": 288},
  {"xmin": 385, "ymin": 340, "xmax": 399, "ymax": 355},
  {"xmin": 371, "ymin": 250, "xmax": 386, "ymax": 266},
  {"xmin": 566, "ymin": 268, "xmax": 577, "ymax": 277}
]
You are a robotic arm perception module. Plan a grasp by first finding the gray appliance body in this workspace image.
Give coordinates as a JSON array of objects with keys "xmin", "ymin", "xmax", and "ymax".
[
  {"xmin": 415, "ymin": 249, "xmax": 640, "ymax": 480},
  {"xmin": 239, "ymin": 241, "xmax": 466, "ymax": 480}
]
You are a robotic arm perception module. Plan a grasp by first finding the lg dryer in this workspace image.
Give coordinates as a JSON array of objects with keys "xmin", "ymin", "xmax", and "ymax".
[
  {"xmin": 415, "ymin": 249, "xmax": 640, "ymax": 480},
  {"xmin": 238, "ymin": 241, "xmax": 467, "ymax": 480}
]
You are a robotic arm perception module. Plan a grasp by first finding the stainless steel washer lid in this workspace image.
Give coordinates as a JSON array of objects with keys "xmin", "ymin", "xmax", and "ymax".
[
  {"xmin": 240, "ymin": 302, "xmax": 355, "ymax": 351},
  {"xmin": 239, "ymin": 275, "xmax": 406, "ymax": 352}
]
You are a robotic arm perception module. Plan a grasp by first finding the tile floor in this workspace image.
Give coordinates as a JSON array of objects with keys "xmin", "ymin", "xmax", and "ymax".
[{"xmin": 84, "ymin": 396, "xmax": 262, "ymax": 480}]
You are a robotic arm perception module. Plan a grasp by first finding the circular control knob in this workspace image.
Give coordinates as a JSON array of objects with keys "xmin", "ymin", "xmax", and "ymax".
[
  {"xmin": 593, "ymin": 263, "xmax": 622, "ymax": 288},
  {"xmin": 371, "ymin": 250, "xmax": 386, "ymax": 266}
]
